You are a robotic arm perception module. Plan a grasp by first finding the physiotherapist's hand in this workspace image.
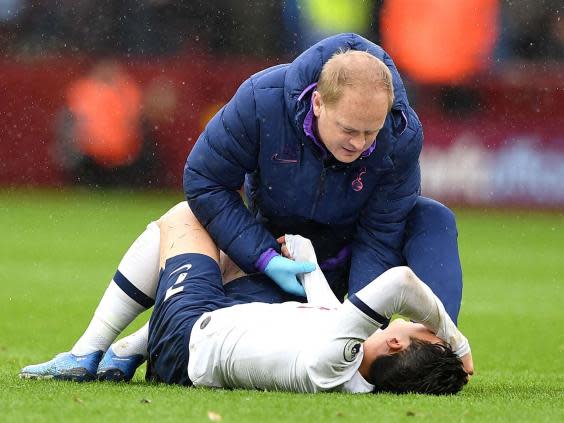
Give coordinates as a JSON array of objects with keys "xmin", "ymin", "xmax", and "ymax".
[{"xmin": 264, "ymin": 255, "xmax": 315, "ymax": 297}]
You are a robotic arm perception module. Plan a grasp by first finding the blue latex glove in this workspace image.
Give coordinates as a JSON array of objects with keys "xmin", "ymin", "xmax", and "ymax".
[{"xmin": 264, "ymin": 255, "xmax": 316, "ymax": 297}]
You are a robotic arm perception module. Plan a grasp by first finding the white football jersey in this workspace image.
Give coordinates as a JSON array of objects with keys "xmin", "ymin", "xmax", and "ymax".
[{"xmin": 187, "ymin": 300, "xmax": 375, "ymax": 393}]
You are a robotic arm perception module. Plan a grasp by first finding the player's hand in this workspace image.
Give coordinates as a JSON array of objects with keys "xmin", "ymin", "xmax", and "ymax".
[
  {"xmin": 460, "ymin": 352, "xmax": 474, "ymax": 378},
  {"xmin": 276, "ymin": 236, "xmax": 292, "ymax": 259},
  {"xmin": 264, "ymin": 255, "xmax": 315, "ymax": 297}
]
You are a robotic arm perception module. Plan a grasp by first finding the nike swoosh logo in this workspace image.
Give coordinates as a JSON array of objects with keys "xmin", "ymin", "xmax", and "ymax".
[
  {"xmin": 271, "ymin": 153, "xmax": 298, "ymax": 164},
  {"xmin": 170, "ymin": 263, "xmax": 192, "ymax": 276}
]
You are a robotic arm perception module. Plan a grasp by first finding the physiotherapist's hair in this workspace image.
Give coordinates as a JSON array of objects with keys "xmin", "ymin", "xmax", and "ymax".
[
  {"xmin": 317, "ymin": 50, "xmax": 394, "ymax": 110},
  {"xmin": 368, "ymin": 338, "xmax": 468, "ymax": 395}
]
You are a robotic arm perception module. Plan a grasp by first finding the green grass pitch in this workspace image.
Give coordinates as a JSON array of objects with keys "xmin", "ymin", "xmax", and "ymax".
[{"xmin": 0, "ymin": 189, "xmax": 562, "ymax": 422}]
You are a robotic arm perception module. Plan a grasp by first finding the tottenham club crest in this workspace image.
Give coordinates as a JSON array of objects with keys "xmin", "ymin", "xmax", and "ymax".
[{"xmin": 343, "ymin": 339, "xmax": 362, "ymax": 362}]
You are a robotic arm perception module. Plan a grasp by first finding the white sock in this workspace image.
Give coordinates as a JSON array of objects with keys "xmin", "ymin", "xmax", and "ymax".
[
  {"xmin": 111, "ymin": 323, "xmax": 149, "ymax": 358},
  {"xmin": 114, "ymin": 222, "xmax": 161, "ymax": 299},
  {"xmin": 71, "ymin": 222, "xmax": 160, "ymax": 355}
]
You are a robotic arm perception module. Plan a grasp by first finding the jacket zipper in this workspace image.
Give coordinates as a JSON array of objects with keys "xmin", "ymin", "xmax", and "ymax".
[{"xmin": 310, "ymin": 166, "xmax": 327, "ymax": 218}]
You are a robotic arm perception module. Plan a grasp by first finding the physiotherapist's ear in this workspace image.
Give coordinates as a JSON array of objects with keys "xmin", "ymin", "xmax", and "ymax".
[
  {"xmin": 385, "ymin": 337, "xmax": 404, "ymax": 353},
  {"xmin": 312, "ymin": 91, "xmax": 322, "ymax": 117}
]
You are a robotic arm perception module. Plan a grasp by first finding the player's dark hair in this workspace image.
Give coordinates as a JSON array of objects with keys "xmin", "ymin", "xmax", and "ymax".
[{"xmin": 368, "ymin": 338, "xmax": 468, "ymax": 395}]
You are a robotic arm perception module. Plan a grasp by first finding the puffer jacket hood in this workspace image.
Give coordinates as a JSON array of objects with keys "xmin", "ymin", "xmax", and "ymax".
[{"xmin": 284, "ymin": 33, "xmax": 409, "ymax": 137}]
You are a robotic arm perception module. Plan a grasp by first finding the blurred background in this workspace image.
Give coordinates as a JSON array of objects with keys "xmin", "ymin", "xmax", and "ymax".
[{"xmin": 0, "ymin": 0, "xmax": 563, "ymax": 208}]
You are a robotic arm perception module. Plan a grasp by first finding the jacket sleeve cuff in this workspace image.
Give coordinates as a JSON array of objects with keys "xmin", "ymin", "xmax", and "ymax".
[{"xmin": 255, "ymin": 248, "xmax": 278, "ymax": 272}]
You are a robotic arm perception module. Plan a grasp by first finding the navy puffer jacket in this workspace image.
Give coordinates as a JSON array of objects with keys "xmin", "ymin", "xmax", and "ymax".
[{"xmin": 184, "ymin": 33, "xmax": 422, "ymax": 294}]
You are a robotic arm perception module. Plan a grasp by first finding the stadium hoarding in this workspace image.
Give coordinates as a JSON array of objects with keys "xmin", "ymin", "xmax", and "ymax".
[
  {"xmin": 420, "ymin": 115, "xmax": 564, "ymax": 208},
  {"xmin": 1, "ymin": 57, "xmax": 563, "ymax": 209}
]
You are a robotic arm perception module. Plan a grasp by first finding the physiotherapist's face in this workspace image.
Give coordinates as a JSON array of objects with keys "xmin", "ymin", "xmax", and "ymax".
[{"xmin": 313, "ymin": 87, "xmax": 388, "ymax": 163}]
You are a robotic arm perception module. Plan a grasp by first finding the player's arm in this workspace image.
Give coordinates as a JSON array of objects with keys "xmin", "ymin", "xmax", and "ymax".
[
  {"xmin": 303, "ymin": 266, "xmax": 472, "ymax": 391},
  {"xmin": 348, "ymin": 109, "xmax": 422, "ymax": 294},
  {"xmin": 349, "ymin": 266, "xmax": 471, "ymax": 363},
  {"xmin": 284, "ymin": 234, "xmax": 341, "ymax": 308}
]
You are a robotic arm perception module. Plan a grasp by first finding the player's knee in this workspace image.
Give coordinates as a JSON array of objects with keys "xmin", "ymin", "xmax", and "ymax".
[
  {"xmin": 158, "ymin": 201, "xmax": 191, "ymax": 226},
  {"xmin": 158, "ymin": 202, "xmax": 197, "ymax": 242}
]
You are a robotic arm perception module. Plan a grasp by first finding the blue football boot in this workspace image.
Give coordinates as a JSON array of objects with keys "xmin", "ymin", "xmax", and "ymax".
[
  {"xmin": 96, "ymin": 346, "xmax": 145, "ymax": 382},
  {"xmin": 19, "ymin": 351, "xmax": 103, "ymax": 382}
]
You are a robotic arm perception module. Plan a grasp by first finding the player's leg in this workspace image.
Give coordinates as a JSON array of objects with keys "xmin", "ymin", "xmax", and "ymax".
[
  {"xmin": 71, "ymin": 220, "xmax": 159, "ymax": 353},
  {"xmin": 20, "ymin": 211, "xmax": 163, "ymax": 381},
  {"xmin": 146, "ymin": 202, "xmax": 238, "ymax": 384},
  {"xmin": 402, "ymin": 197, "xmax": 463, "ymax": 323},
  {"xmin": 98, "ymin": 201, "xmax": 293, "ymax": 382},
  {"xmin": 157, "ymin": 201, "xmax": 220, "ymax": 267},
  {"xmin": 98, "ymin": 202, "xmax": 223, "ymax": 382},
  {"xmin": 97, "ymin": 322, "xmax": 149, "ymax": 381}
]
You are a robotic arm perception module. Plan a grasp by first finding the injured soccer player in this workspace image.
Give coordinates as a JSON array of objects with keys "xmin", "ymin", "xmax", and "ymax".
[{"xmin": 147, "ymin": 203, "xmax": 473, "ymax": 394}]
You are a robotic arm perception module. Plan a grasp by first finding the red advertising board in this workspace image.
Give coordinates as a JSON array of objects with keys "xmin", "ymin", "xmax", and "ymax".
[
  {"xmin": 1, "ymin": 58, "xmax": 563, "ymax": 208},
  {"xmin": 421, "ymin": 114, "xmax": 564, "ymax": 208}
]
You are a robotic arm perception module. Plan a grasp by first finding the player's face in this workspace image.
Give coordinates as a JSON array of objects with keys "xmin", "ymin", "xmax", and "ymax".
[
  {"xmin": 365, "ymin": 319, "xmax": 443, "ymax": 355},
  {"xmin": 313, "ymin": 88, "xmax": 388, "ymax": 163},
  {"xmin": 386, "ymin": 319, "xmax": 443, "ymax": 346}
]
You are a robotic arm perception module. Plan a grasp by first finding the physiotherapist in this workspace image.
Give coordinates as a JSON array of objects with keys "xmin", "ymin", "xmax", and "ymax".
[{"xmin": 184, "ymin": 33, "xmax": 463, "ymax": 322}]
